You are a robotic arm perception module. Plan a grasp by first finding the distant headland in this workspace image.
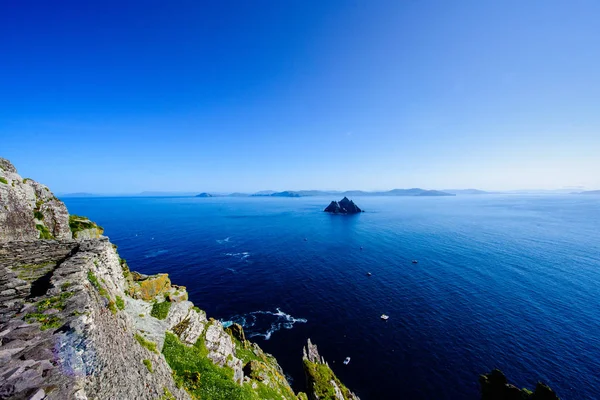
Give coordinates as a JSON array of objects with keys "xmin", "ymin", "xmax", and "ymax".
[{"xmin": 193, "ymin": 188, "xmax": 456, "ymax": 198}]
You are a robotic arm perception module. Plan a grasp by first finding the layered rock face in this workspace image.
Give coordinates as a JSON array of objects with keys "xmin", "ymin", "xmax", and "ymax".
[
  {"xmin": 0, "ymin": 158, "xmax": 71, "ymax": 241},
  {"xmin": 324, "ymin": 197, "xmax": 362, "ymax": 214},
  {"xmin": 0, "ymin": 158, "xmax": 360, "ymax": 400}
]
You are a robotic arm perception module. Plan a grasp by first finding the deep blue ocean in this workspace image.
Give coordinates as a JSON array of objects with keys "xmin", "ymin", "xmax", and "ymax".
[{"xmin": 62, "ymin": 195, "xmax": 600, "ymax": 399}]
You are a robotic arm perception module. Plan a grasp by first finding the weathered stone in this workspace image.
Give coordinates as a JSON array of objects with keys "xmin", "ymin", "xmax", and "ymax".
[
  {"xmin": 0, "ymin": 158, "xmax": 71, "ymax": 241},
  {"xmin": 226, "ymin": 322, "xmax": 246, "ymax": 343},
  {"xmin": 131, "ymin": 274, "xmax": 171, "ymax": 301}
]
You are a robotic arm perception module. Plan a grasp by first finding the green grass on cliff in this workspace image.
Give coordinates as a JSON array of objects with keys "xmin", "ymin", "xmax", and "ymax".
[
  {"xmin": 162, "ymin": 332, "xmax": 255, "ymax": 400},
  {"xmin": 0, "ymin": 177, "xmax": 7, "ymax": 184},
  {"xmin": 36, "ymin": 224, "xmax": 54, "ymax": 239},
  {"xmin": 37, "ymin": 292, "xmax": 73, "ymax": 312},
  {"xmin": 143, "ymin": 359, "xmax": 153, "ymax": 373},
  {"xmin": 24, "ymin": 313, "xmax": 62, "ymax": 330},
  {"xmin": 303, "ymin": 360, "xmax": 354, "ymax": 400},
  {"xmin": 116, "ymin": 296, "xmax": 125, "ymax": 310},
  {"xmin": 135, "ymin": 333, "xmax": 158, "ymax": 354},
  {"xmin": 150, "ymin": 301, "xmax": 172, "ymax": 320},
  {"xmin": 69, "ymin": 214, "xmax": 104, "ymax": 235}
]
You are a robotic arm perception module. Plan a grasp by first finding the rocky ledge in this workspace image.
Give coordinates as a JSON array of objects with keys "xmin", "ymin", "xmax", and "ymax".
[{"xmin": 324, "ymin": 197, "xmax": 362, "ymax": 214}]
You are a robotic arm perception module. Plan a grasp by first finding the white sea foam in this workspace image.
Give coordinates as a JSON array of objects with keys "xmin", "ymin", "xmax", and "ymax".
[
  {"xmin": 144, "ymin": 249, "xmax": 168, "ymax": 258},
  {"xmin": 221, "ymin": 308, "xmax": 307, "ymax": 340},
  {"xmin": 225, "ymin": 251, "xmax": 250, "ymax": 260},
  {"xmin": 216, "ymin": 237, "xmax": 231, "ymax": 244}
]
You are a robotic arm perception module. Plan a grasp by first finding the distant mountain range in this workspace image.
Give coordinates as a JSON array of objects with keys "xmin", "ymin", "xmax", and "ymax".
[
  {"xmin": 198, "ymin": 188, "xmax": 456, "ymax": 198},
  {"xmin": 443, "ymin": 189, "xmax": 493, "ymax": 195},
  {"xmin": 58, "ymin": 188, "xmax": 600, "ymax": 198}
]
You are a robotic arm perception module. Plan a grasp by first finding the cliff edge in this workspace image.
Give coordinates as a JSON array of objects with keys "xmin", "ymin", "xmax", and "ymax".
[{"xmin": 0, "ymin": 158, "xmax": 357, "ymax": 400}]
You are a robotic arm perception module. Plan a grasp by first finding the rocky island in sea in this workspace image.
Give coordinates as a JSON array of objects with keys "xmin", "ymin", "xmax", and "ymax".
[
  {"xmin": 0, "ymin": 156, "xmax": 560, "ymax": 399},
  {"xmin": 324, "ymin": 197, "xmax": 363, "ymax": 214}
]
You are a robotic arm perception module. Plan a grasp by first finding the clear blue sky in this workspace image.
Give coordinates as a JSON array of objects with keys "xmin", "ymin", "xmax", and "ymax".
[{"xmin": 1, "ymin": 1, "xmax": 599, "ymax": 193}]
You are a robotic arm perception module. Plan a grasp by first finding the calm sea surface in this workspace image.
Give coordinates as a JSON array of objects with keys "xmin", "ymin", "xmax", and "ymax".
[{"xmin": 63, "ymin": 195, "xmax": 600, "ymax": 399}]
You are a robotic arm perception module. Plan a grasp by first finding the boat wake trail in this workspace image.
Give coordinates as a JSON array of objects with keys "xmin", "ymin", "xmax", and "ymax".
[
  {"xmin": 221, "ymin": 308, "xmax": 307, "ymax": 340},
  {"xmin": 225, "ymin": 252, "xmax": 250, "ymax": 261},
  {"xmin": 144, "ymin": 249, "xmax": 169, "ymax": 258},
  {"xmin": 217, "ymin": 237, "xmax": 231, "ymax": 244}
]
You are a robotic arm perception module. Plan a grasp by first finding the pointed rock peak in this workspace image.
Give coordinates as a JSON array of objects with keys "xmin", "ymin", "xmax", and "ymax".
[
  {"xmin": 324, "ymin": 197, "xmax": 362, "ymax": 214},
  {"xmin": 0, "ymin": 157, "xmax": 17, "ymax": 173}
]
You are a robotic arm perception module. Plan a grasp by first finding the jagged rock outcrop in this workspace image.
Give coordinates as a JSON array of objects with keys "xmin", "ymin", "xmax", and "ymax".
[
  {"xmin": 0, "ymin": 158, "xmax": 71, "ymax": 241},
  {"xmin": 302, "ymin": 339, "xmax": 360, "ymax": 400},
  {"xmin": 324, "ymin": 197, "xmax": 362, "ymax": 214},
  {"xmin": 480, "ymin": 369, "xmax": 560, "ymax": 400}
]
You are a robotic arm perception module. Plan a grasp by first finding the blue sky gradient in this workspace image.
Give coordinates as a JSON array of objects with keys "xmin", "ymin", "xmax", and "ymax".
[{"xmin": 1, "ymin": 1, "xmax": 599, "ymax": 193}]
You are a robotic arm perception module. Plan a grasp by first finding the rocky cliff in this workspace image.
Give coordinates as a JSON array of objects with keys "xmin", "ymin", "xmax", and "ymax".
[
  {"xmin": 324, "ymin": 197, "xmax": 362, "ymax": 214},
  {"xmin": 0, "ymin": 158, "xmax": 360, "ymax": 400}
]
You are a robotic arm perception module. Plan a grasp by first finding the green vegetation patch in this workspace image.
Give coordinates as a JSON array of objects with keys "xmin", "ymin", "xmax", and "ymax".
[
  {"xmin": 116, "ymin": 296, "xmax": 125, "ymax": 310},
  {"xmin": 87, "ymin": 270, "xmax": 100, "ymax": 289},
  {"xmin": 151, "ymin": 301, "xmax": 172, "ymax": 320},
  {"xmin": 159, "ymin": 387, "xmax": 176, "ymax": 400},
  {"xmin": 233, "ymin": 339, "xmax": 261, "ymax": 364},
  {"xmin": 87, "ymin": 270, "xmax": 109, "ymax": 298},
  {"xmin": 119, "ymin": 257, "xmax": 130, "ymax": 278},
  {"xmin": 36, "ymin": 224, "xmax": 54, "ymax": 240},
  {"xmin": 135, "ymin": 333, "xmax": 158, "ymax": 354},
  {"xmin": 12, "ymin": 261, "xmax": 54, "ymax": 281},
  {"xmin": 37, "ymin": 292, "xmax": 73, "ymax": 312},
  {"xmin": 25, "ymin": 313, "xmax": 62, "ymax": 331},
  {"xmin": 0, "ymin": 177, "xmax": 7, "ymax": 184},
  {"xmin": 143, "ymin": 359, "xmax": 153, "ymax": 373},
  {"xmin": 61, "ymin": 282, "xmax": 72, "ymax": 290},
  {"xmin": 162, "ymin": 332, "xmax": 255, "ymax": 400},
  {"xmin": 303, "ymin": 360, "xmax": 354, "ymax": 400},
  {"xmin": 34, "ymin": 210, "xmax": 44, "ymax": 220},
  {"xmin": 108, "ymin": 301, "xmax": 117, "ymax": 315},
  {"xmin": 69, "ymin": 214, "xmax": 104, "ymax": 236}
]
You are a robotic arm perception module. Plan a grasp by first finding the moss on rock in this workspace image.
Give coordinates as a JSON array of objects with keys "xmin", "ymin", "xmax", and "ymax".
[{"xmin": 150, "ymin": 301, "xmax": 172, "ymax": 320}]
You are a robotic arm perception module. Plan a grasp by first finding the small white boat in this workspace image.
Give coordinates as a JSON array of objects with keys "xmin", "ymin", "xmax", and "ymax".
[
  {"xmin": 367, "ymin": 272, "xmax": 372, "ymax": 276},
  {"xmin": 343, "ymin": 357, "xmax": 351, "ymax": 365},
  {"xmin": 412, "ymin": 260, "xmax": 418, "ymax": 264},
  {"xmin": 380, "ymin": 314, "xmax": 389, "ymax": 320}
]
